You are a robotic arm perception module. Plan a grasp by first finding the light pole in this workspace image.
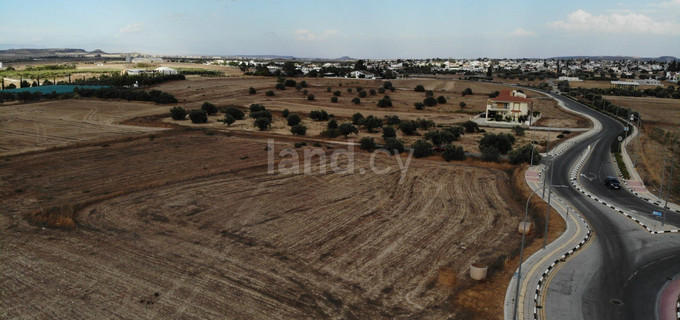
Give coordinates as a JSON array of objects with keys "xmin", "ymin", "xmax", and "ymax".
[
  {"xmin": 542, "ymin": 119, "xmax": 553, "ymax": 198},
  {"xmin": 664, "ymin": 137, "xmax": 677, "ymax": 209},
  {"xmin": 513, "ymin": 187, "xmax": 540, "ymax": 320},
  {"xmin": 543, "ymin": 184, "xmax": 569, "ymax": 249}
]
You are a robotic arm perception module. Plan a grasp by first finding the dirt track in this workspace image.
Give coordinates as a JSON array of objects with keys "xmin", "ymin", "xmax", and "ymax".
[{"xmin": 0, "ymin": 133, "xmax": 521, "ymax": 319}]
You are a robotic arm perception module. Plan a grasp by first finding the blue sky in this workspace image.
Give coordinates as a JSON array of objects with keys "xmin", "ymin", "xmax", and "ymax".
[{"xmin": 1, "ymin": 0, "xmax": 679, "ymax": 58}]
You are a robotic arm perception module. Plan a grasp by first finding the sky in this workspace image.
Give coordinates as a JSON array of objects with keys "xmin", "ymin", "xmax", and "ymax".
[{"xmin": 1, "ymin": 0, "xmax": 679, "ymax": 59}]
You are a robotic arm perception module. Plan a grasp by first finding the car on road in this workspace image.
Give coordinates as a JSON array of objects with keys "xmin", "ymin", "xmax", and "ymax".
[{"xmin": 604, "ymin": 176, "xmax": 621, "ymax": 190}]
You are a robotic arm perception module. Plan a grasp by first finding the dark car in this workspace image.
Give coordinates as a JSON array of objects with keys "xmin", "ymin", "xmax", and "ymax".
[{"xmin": 604, "ymin": 176, "xmax": 621, "ymax": 190}]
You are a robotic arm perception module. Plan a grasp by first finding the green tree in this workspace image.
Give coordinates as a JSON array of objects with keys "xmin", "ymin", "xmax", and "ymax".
[
  {"xmin": 254, "ymin": 117, "xmax": 271, "ymax": 130},
  {"xmin": 479, "ymin": 133, "xmax": 515, "ymax": 154},
  {"xmin": 437, "ymin": 96, "xmax": 447, "ymax": 104},
  {"xmin": 189, "ymin": 109, "xmax": 208, "ymax": 123},
  {"xmin": 307, "ymin": 94, "xmax": 315, "ymax": 100},
  {"xmin": 414, "ymin": 84, "xmax": 425, "ymax": 92},
  {"xmin": 412, "ymin": 139, "xmax": 434, "ymax": 158},
  {"xmin": 281, "ymin": 108, "xmax": 290, "ymax": 118},
  {"xmin": 266, "ymin": 90, "xmax": 275, "ymax": 96},
  {"xmin": 338, "ymin": 122, "xmax": 358, "ymax": 137},
  {"xmin": 481, "ymin": 146, "xmax": 500, "ymax": 162},
  {"xmin": 358, "ymin": 90, "xmax": 367, "ymax": 98},
  {"xmin": 287, "ymin": 113, "xmax": 301, "ymax": 126},
  {"xmin": 283, "ymin": 62, "xmax": 297, "ymax": 76},
  {"xmin": 364, "ymin": 115, "xmax": 383, "ymax": 133},
  {"xmin": 331, "ymin": 96, "xmax": 338, "ymax": 103},
  {"xmin": 327, "ymin": 119, "xmax": 338, "ymax": 129},
  {"xmin": 249, "ymin": 87, "xmax": 257, "ymax": 94},
  {"xmin": 462, "ymin": 88, "xmax": 473, "ymax": 96},
  {"xmin": 224, "ymin": 114, "xmax": 236, "ymax": 126},
  {"xmin": 399, "ymin": 121, "xmax": 417, "ymax": 135},
  {"xmin": 369, "ymin": 88, "xmax": 376, "ymax": 95},
  {"xmin": 512, "ymin": 125, "xmax": 526, "ymax": 136},
  {"xmin": 414, "ymin": 102, "xmax": 425, "ymax": 110},
  {"xmin": 462, "ymin": 120, "xmax": 479, "ymax": 133},
  {"xmin": 442, "ymin": 144, "xmax": 466, "ymax": 161},
  {"xmin": 377, "ymin": 96, "xmax": 392, "ymax": 107},
  {"xmin": 352, "ymin": 112, "xmax": 364, "ymax": 125},
  {"xmin": 201, "ymin": 102, "xmax": 218, "ymax": 115},
  {"xmin": 333, "ymin": 90, "xmax": 341, "ymax": 96},
  {"xmin": 423, "ymin": 96, "xmax": 438, "ymax": 106},
  {"xmin": 385, "ymin": 115, "xmax": 401, "ymax": 126},
  {"xmin": 351, "ymin": 97, "xmax": 361, "ymax": 104},
  {"xmin": 509, "ymin": 144, "xmax": 541, "ymax": 164},
  {"xmin": 284, "ymin": 79, "xmax": 296, "ymax": 87},
  {"xmin": 309, "ymin": 110, "xmax": 329, "ymax": 121},
  {"xmin": 384, "ymin": 138, "xmax": 404, "ymax": 154},
  {"xmin": 382, "ymin": 126, "xmax": 396, "ymax": 139},
  {"xmin": 225, "ymin": 106, "xmax": 245, "ymax": 120},
  {"xmin": 459, "ymin": 101, "xmax": 466, "ymax": 108},
  {"xmin": 290, "ymin": 124, "xmax": 307, "ymax": 135},
  {"xmin": 169, "ymin": 106, "xmax": 187, "ymax": 120},
  {"xmin": 359, "ymin": 137, "xmax": 376, "ymax": 151}
]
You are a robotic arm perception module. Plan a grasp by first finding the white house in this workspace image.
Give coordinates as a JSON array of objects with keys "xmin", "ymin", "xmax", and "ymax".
[
  {"xmin": 154, "ymin": 67, "xmax": 178, "ymax": 75},
  {"xmin": 485, "ymin": 90, "xmax": 532, "ymax": 123},
  {"xmin": 349, "ymin": 70, "xmax": 375, "ymax": 79},
  {"xmin": 125, "ymin": 69, "xmax": 151, "ymax": 76},
  {"xmin": 610, "ymin": 81, "xmax": 639, "ymax": 90},
  {"xmin": 558, "ymin": 76, "xmax": 583, "ymax": 82},
  {"xmin": 636, "ymin": 79, "xmax": 662, "ymax": 86}
]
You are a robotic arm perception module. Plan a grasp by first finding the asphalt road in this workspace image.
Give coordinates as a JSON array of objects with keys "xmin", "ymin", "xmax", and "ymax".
[{"xmin": 538, "ymin": 92, "xmax": 680, "ymax": 320}]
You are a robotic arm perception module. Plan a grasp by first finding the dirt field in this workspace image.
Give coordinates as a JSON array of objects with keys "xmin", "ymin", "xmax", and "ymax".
[
  {"xmin": 0, "ymin": 132, "xmax": 523, "ymax": 319},
  {"xmin": 0, "ymin": 99, "xmax": 169, "ymax": 156},
  {"xmin": 603, "ymin": 96, "xmax": 680, "ymax": 125}
]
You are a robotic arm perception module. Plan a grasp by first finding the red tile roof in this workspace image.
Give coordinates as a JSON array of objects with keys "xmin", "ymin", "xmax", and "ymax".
[{"xmin": 490, "ymin": 89, "xmax": 532, "ymax": 103}]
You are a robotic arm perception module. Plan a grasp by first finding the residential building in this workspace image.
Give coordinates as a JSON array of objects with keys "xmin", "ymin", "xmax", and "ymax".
[
  {"xmin": 485, "ymin": 89, "xmax": 532, "ymax": 123},
  {"xmin": 610, "ymin": 81, "xmax": 639, "ymax": 90}
]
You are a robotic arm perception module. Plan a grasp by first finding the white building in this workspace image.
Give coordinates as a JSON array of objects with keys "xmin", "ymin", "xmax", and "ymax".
[
  {"xmin": 125, "ymin": 69, "xmax": 151, "ymax": 76},
  {"xmin": 349, "ymin": 70, "xmax": 375, "ymax": 79},
  {"xmin": 636, "ymin": 79, "xmax": 662, "ymax": 86},
  {"xmin": 558, "ymin": 76, "xmax": 583, "ymax": 82},
  {"xmin": 154, "ymin": 67, "xmax": 178, "ymax": 75},
  {"xmin": 485, "ymin": 90, "xmax": 532, "ymax": 123}
]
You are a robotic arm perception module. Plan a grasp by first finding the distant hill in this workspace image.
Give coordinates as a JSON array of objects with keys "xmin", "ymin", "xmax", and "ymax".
[
  {"xmin": 550, "ymin": 55, "xmax": 678, "ymax": 61},
  {"xmin": 0, "ymin": 48, "xmax": 108, "ymax": 60},
  {"xmin": 335, "ymin": 56, "xmax": 355, "ymax": 61}
]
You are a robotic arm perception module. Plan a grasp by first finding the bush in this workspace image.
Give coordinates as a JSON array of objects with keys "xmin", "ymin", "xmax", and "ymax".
[
  {"xmin": 384, "ymin": 138, "xmax": 404, "ymax": 154},
  {"xmin": 412, "ymin": 139, "xmax": 433, "ymax": 158},
  {"xmin": 189, "ymin": 109, "xmax": 208, "ymax": 123},
  {"xmin": 327, "ymin": 119, "xmax": 338, "ymax": 129},
  {"xmin": 338, "ymin": 122, "xmax": 359, "ymax": 137},
  {"xmin": 224, "ymin": 114, "xmax": 235, "ymax": 126},
  {"xmin": 307, "ymin": 94, "xmax": 315, "ymax": 101},
  {"xmin": 509, "ymin": 144, "xmax": 541, "ymax": 164},
  {"xmin": 276, "ymin": 83, "xmax": 286, "ymax": 90},
  {"xmin": 347, "ymin": 88, "xmax": 352, "ymax": 93},
  {"xmin": 414, "ymin": 102, "xmax": 425, "ymax": 110},
  {"xmin": 284, "ymin": 79, "xmax": 296, "ymax": 87},
  {"xmin": 437, "ymin": 96, "xmax": 447, "ymax": 104},
  {"xmin": 415, "ymin": 118, "xmax": 435, "ymax": 129},
  {"xmin": 201, "ymin": 102, "xmax": 218, "ymax": 115},
  {"xmin": 282, "ymin": 108, "xmax": 290, "ymax": 118},
  {"xmin": 249, "ymin": 104, "xmax": 266, "ymax": 113},
  {"xmin": 385, "ymin": 115, "xmax": 401, "ymax": 126},
  {"xmin": 512, "ymin": 125, "xmax": 526, "ymax": 136},
  {"xmin": 378, "ymin": 87, "xmax": 386, "ymax": 94},
  {"xmin": 459, "ymin": 102, "xmax": 466, "ymax": 108},
  {"xmin": 300, "ymin": 81, "xmax": 307, "ymax": 88},
  {"xmin": 557, "ymin": 134, "xmax": 565, "ymax": 139},
  {"xmin": 399, "ymin": 121, "xmax": 418, "ymax": 135},
  {"xmin": 333, "ymin": 90, "xmax": 342, "ymax": 96},
  {"xmin": 414, "ymin": 84, "xmax": 425, "ymax": 92},
  {"xmin": 169, "ymin": 106, "xmax": 187, "ymax": 120},
  {"xmin": 287, "ymin": 113, "xmax": 301, "ymax": 126},
  {"xmin": 250, "ymin": 110, "xmax": 272, "ymax": 120},
  {"xmin": 481, "ymin": 146, "xmax": 500, "ymax": 161},
  {"xmin": 359, "ymin": 137, "xmax": 377, "ymax": 151},
  {"xmin": 290, "ymin": 124, "xmax": 307, "ymax": 135},
  {"xmin": 489, "ymin": 91, "xmax": 499, "ymax": 98},
  {"xmin": 254, "ymin": 117, "xmax": 271, "ymax": 130},
  {"xmin": 382, "ymin": 126, "xmax": 396, "ymax": 139},
  {"xmin": 352, "ymin": 112, "xmax": 364, "ymax": 125},
  {"xmin": 377, "ymin": 96, "xmax": 392, "ymax": 108},
  {"xmin": 351, "ymin": 97, "xmax": 361, "ymax": 104},
  {"xmin": 424, "ymin": 130, "xmax": 459, "ymax": 145},
  {"xmin": 331, "ymin": 96, "xmax": 338, "ymax": 103},
  {"xmin": 479, "ymin": 133, "xmax": 515, "ymax": 154},
  {"xmin": 462, "ymin": 88, "xmax": 473, "ymax": 96},
  {"xmin": 321, "ymin": 128, "xmax": 341, "ymax": 138},
  {"xmin": 425, "ymin": 90, "xmax": 434, "ymax": 97},
  {"xmin": 462, "ymin": 120, "xmax": 479, "ymax": 133},
  {"xmin": 423, "ymin": 96, "xmax": 438, "ymax": 107},
  {"xmin": 266, "ymin": 90, "xmax": 275, "ymax": 96},
  {"xmin": 369, "ymin": 88, "xmax": 377, "ymax": 95},
  {"xmin": 249, "ymin": 87, "xmax": 257, "ymax": 94},
  {"xmin": 443, "ymin": 144, "xmax": 466, "ymax": 161},
  {"xmin": 358, "ymin": 90, "xmax": 367, "ymax": 98},
  {"xmin": 364, "ymin": 115, "xmax": 383, "ymax": 133},
  {"xmin": 225, "ymin": 106, "xmax": 245, "ymax": 120},
  {"xmin": 309, "ymin": 110, "xmax": 329, "ymax": 121}
]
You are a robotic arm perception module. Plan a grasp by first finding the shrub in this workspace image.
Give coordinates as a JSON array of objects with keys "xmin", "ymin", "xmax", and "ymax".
[
  {"xmin": 321, "ymin": 128, "xmax": 341, "ymax": 138},
  {"xmin": 437, "ymin": 96, "xmax": 447, "ymax": 104},
  {"xmin": 562, "ymin": 130, "xmax": 571, "ymax": 135},
  {"xmin": 378, "ymin": 87, "xmax": 386, "ymax": 94},
  {"xmin": 424, "ymin": 130, "xmax": 459, "ymax": 145},
  {"xmin": 290, "ymin": 124, "xmax": 307, "ymax": 135},
  {"xmin": 249, "ymin": 104, "xmax": 266, "ymax": 113},
  {"xmin": 481, "ymin": 146, "xmax": 500, "ymax": 161},
  {"xmin": 382, "ymin": 126, "xmax": 396, "ymax": 139},
  {"xmin": 287, "ymin": 113, "xmax": 301, "ymax": 126},
  {"xmin": 377, "ymin": 96, "xmax": 393, "ymax": 108},
  {"xmin": 276, "ymin": 83, "xmax": 286, "ymax": 90},
  {"xmin": 225, "ymin": 106, "xmax": 245, "ymax": 120},
  {"xmin": 201, "ymin": 102, "xmax": 218, "ymax": 115},
  {"xmin": 189, "ymin": 109, "xmax": 208, "ymax": 123},
  {"xmin": 369, "ymin": 88, "xmax": 377, "ymax": 95},
  {"xmin": 327, "ymin": 119, "xmax": 338, "ymax": 129},
  {"xmin": 479, "ymin": 133, "xmax": 515, "ymax": 154},
  {"xmin": 307, "ymin": 94, "xmax": 315, "ymax": 101},
  {"xmin": 352, "ymin": 112, "xmax": 365, "ymax": 125},
  {"xmin": 249, "ymin": 87, "xmax": 257, "ymax": 94},
  {"xmin": 250, "ymin": 110, "xmax": 272, "ymax": 120},
  {"xmin": 364, "ymin": 115, "xmax": 383, "ymax": 133},
  {"xmin": 284, "ymin": 79, "xmax": 296, "ymax": 87},
  {"xmin": 509, "ymin": 144, "xmax": 541, "ymax": 164},
  {"xmin": 338, "ymin": 122, "xmax": 358, "ymax": 137},
  {"xmin": 412, "ymin": 139, "xmax": 433, "ymax": 158},
  {"xmin": 224, "ymin": 114, "xmax": 235, "ymax": 126},
  {"xmin": 557, "ymin": 134, "xmax": 565, "ymax": 139},
  {"xmin": 266, "ymin": 90, "xmax": 275, "ymax": 96},
  {"xmin": 446, "ymin": 126, "xmax": 465, "ymax": 137},
  {"xmin": 423, "ymin": 96, "xmax": 438, "ymax": 107},
  {"xmin": 309, "ymin": 110, "xmax": 329, "ymax": 121},
  {"xmin": 462, "ymin": 88, "xmax": 473, "ymax": 96},
  {"xmin": 489, "ymin": 91, "xmax": 499, "ymax": 98},
  {"xmin": 414, "ymin": 102, "xmax": 425, "ymax": 110},
  {"xmin": 358, "ymin": 90, "xmax": 367, "ymax": 98},
  {"xmin": 443, "ymin": 144, "xmax": 466, "ymax": 161},
  {"xmin": 462, "ymin": 120, "xmax": 479, "ymax": 133},
  {"xmin": 359, "ymin": 137, "xmax": 377, "ymax": 151},
  {"xmin": 331, "ymin": 96, "xmax": 338, "ymax": 103},
  {"xmin": 384, "ymin": 138, "xmax": 404, "ymax": 154},
  {"xmin": 512, "ymin": 125, "xmax": 526, "ymax": 136},
  {"xmin": 399, "ymin": 121, "xmax": 418, "ymax": 135},
  {"xmin": 282, "ymin": 108, "xmax": 290, "ymax": 118},
  {"xmin": 300, "ymin": 81, "xmax": 307, "ymax": 88},
  {"xmin": 459, "ymin": 102, "xmax": 466, "ymax": 108},
  {"xmin": 347, "ymin": 88, "xmax": 352, "ymax": 93},
  {"xmin": 414, "ymin": 84, "xmax": 425, "ymax": 92},
  {"xmin": 415, "ymin": 118, "xmax": 435, "ymax": 129},
  {"xmin": 254, "ymin": 117, "xmax": 271, "ymax": 130},
  {"xmin": 385, "ymin": 115, "xmax": 401, "ymax": 126},
  {"xmin": 333, "ymin": 90, "xmax": 342, "ymax": 96},
  {"xmin": 351, "ymin": 97, "xmax": 361, "ymax": 104},
  {"xmin": 169, "ymin": 106, "xmax": 187, "ymax": 120}
]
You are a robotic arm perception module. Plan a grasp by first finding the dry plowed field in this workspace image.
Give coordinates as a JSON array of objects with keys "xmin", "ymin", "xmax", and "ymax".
[
  {"xmin": 0, "ymin": 99, "xmax": 168, "ymax": 156},
  {"xmin": 1, "ymin": 132, "xmax": 521, "ymax": 319}
]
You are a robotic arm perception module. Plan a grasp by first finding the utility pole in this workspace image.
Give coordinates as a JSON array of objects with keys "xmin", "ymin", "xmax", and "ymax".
[
  {"xmin": 542, "ymin": 119, "xmax": 552, "ymax": 198},
  {"xmin": 664, "ymin": 138, "xmax": 677, "ymax": 209},
  {"xmin": 659, "ymin": 136, "xmax": 670, "ymax": 200}
]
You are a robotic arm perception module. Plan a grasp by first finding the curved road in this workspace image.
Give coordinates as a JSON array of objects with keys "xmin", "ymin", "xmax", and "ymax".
[{"xmin": 540, "ymin": 92, "xmax": 680, "ymax": 320}]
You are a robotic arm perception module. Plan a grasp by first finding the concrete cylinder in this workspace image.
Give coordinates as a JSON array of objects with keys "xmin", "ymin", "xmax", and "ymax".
[
  {"xmin": 437, "ymin": 266, "xmax": 456, "ymax": 287},
  {"xmin": 470, "ymin": 263, "xmax": 488, "ymax": 280},
  {"xmin": 518, "ymin": 221, "xmax": 532, "ymax": 234}
]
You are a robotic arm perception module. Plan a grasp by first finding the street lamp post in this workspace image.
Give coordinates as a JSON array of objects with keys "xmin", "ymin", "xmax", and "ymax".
[
  {"xmin": 542, "ymin": 184, "xmax": 569, "ymax": 249},
  {"xmin": 513, "ymin": 187, "xmax": 540, "ymax": 320}
]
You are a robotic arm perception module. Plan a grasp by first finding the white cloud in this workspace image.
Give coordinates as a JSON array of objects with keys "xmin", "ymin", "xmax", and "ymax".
[
  {"xmin": 549, "ymin": 9, "xmax": 680, "ymax": 35},
  {"xmin": 509, "ymin": 28, "xmax": 536, "ymax": 37},
  {"xmin": 119, "ymin": 23, "xmax": 144, "ymax": 35},
  {"xmin": 651, "ymin": 0, "xmax": 680, "ymax": 8},
  {"xmin": 294, "ymin": 29, "xmax": 340, "ymax": 41}
]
